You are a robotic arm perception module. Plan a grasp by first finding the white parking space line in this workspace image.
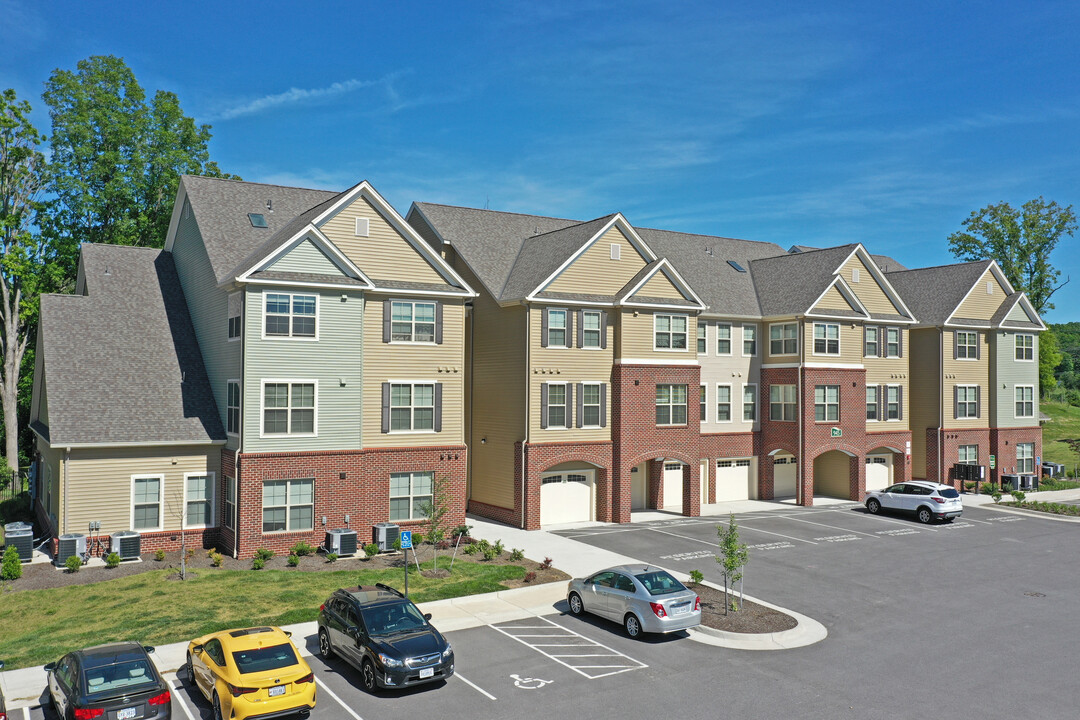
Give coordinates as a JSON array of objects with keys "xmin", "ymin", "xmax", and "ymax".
[
  {"xmin": 22, "ymin": 707, "xmax": 30, "ymax": 720},
  {"xmin": 491, "ymin": 617, "xmax": 647, "ymax": 679},
  {"xmin": 958, "ymin": 514, "xmax": 992, "ymax": 524},
  {"xmin": 836, "ymin": 511, "xmax": 938, "ymax": 531},
  {"xmin": 314, "ymin": 677, "xmax": 364, "ymax": 720},
  {"xmin": 713, "ymin": 524, "xmax": 819, "ymax": 545},
  {"xmin": 778, "ymin": 515, "xmax": 882, "ymax": 538},
  {"xmin": 169, "ymin": 679, "xmax": 197, "ymax": 720},
  {"xmin": 455, "ymin": 672, "xmax": 496, "ymax": 700}
]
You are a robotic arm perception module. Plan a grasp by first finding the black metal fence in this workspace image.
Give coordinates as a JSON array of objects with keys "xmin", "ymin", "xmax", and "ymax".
[{"xmin": 0, "ymin": 469, "xmax": 28, "ymax": 504}]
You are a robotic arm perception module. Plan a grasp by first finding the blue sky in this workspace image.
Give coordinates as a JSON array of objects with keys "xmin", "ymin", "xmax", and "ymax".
[{"xmin": 3, "ymin": 1, "xmax": 1079, "ymax": 319}]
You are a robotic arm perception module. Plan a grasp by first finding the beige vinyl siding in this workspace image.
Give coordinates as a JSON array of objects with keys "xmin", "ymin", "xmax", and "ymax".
[
  {"xmin": 811, "ymin": 284, "xmax": 858, "ymax": 313},
  {"xmin": 62, "ymin": 445, "xmax": 220, "ymax": 537},
  {"xmin": 865, "ymin": 329, "xmax": 909, "ymax": 431},
  {"xmin": 321, "ymin": 196, "xmax": 447, "ymax": 285},
  {"xmin": 955, "ymin": 268, "xmax": 1008, "ymax": 320},
  {"xmin": 546, "ymin": 226, "xmax": 648, "ymax": 295},
  {"xmin": 616, "ymin": 310, "xmax": 697, "ymax": 361},
  {"xmin": 764, "ymin": 318, "xmax": 801, "ymax": 363},
  {"xmin": 907, "ymin": 328, "xmax": 940, "ymax": 478},
  {"xmin": 529, "ymin": 307, "xmax": 613, "ymax": 441},
  {"xmin": 943, "ymin": 329, "xmax": 990, "ymax": 430},
  {"xmin": 270, "ymin": 239, "xmax": 343, "ymax": 276},
  {"xmin": 804, "ymin": 322, "xmax": 863, "ymax": 364},
  {"xmin": 362, "ymin": 297, "xmax": 465, "ymax": 447},
  {"xmin": 839, "ymin": 254, "xmax": 905, "ymax": 315},
  {"xmin": 635, "ymin": 269, "xmax": 689, "ymax": 300}
]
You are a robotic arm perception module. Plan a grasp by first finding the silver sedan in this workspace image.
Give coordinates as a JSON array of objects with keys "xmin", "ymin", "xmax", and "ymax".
[{"xmin": 566, "ymin": 564, "xmax": 701, "ymax": 638}]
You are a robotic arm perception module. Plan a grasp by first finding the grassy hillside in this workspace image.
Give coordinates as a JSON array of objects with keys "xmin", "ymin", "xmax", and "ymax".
[{"xmin": 1039, "ymin": 400, "xmax": 1080, "ymax": 474}]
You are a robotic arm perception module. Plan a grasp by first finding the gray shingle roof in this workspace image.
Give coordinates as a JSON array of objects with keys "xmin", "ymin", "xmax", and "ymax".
[
  {"xmin": 247, "ymin": 270, "xmax": 368, "ymax": 287},
  {"xmin": 885, "ymin": 260, "xmax": 993, "ymax": 325},
  {"xmin": 501, "ymin": 215, "xmax": 618, "ymax": 301},
  {"xmin": 38, "ymin": 244, "xmax": 225, "ymax": 446},
  {"xmin": 751, "ymin": 244, "xmax": 861, "ymax": 316}
]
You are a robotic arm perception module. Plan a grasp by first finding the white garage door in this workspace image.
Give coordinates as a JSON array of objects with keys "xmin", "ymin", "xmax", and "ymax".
[
  {"xmin": 540, "ymin": 472, "xmax": 594, "ymax": 526},
  {"xmin": 663, "ymin": 462, "xmax": 684, "ymax": 510},
  {"xmin": 773, "ymin": 456, "xmax": 798, "ymax": 499},
  {"xmin": 715, "ymin": 459, "xmax": 753, "ymax": 502},
  {"xmin": 866, "ymin": 455, "xmax": 892, "ymax": 492}
]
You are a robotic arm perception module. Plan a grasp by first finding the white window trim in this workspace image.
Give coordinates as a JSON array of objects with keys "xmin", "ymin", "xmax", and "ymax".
[
  {"xmin": 131, "ymin": 474, "xmax": 165, "ymax": 532},
  {"xmin": 742, "ymin": 383, "xmax": 757, "ymax": 422},
  {"xmin": 183, "ymin": 471, "xmax": 217, "ymax": 530},
  {"xmin": 1015, "ymin": 384, "xmax": 1035, "ymax": 419},
  {"xmin": 742, "ymin": 324, "xmax": 757, "ymax": 357},
  {"xmin": 958, "ymin": 444, "xmax": 979, "ymax": 465},
  {"xmin": 716, "ymin": 383, "xmax": 733, "ymax": 423},
  {"xmin": 581, "ymin": 381, "xmax": 603, "ymax": 429},
  {"xmin": 389, "ymin": 380, "xmax": 439, "ymax": 434},
  {"xmin": 582, "ymin": 310, "xmax": 604, "ymax": 350},
  {"xmin": 812, "ymin": 323, "xmax": 841, "ymax": 357},
  {"xmin": 699, "ymin": 384, "xmax": 708, "ymax": 423},
  {"xmin": 228, "ymin": 291, "xmax": 242, "ymax": 342},
  {"xmin": 546, "ymin": 308, "xmax": 571, "ymax": 349},
  {"xmin": 885, "ymin": 384, "xmax": 901, "ymax": 422},
  {"xmin": 957, "ymin": 384, "xmax": 979, "ymax": 418},
  {"xmin": 260, "ymin": 379, "xmax": 319, "ymax": 438},
  {"xmin": 654, "ymin": 313, "xmax": 690, "ymax": 353},
  {"xmin": 956, "ymin": 331, "xmax": 978, "ymax": 360},
  {"xmin": 769, "ymin": 322, "xmax": 799, "ymax": 357},
  {"xmin": 715, "ymin": 322, "xmax": 733, "ymax": 356},
  {"xmin": 1016, "ymin": 443, "xmax": 1035, "ymax": 474},
  {"xmin": 1015, "ymin": 334, "xmax": 1035, "ymax": 362},
  {"xmin": 545, "ymin": 381, "xmax": 569, "ymax": 430},
  {"xmin": 885, "ymin": 327, "xmax": 901, "ymax": 358},
  {"xmin": 389, "ymin": 471, "xmax": 434, "ymax": 522},
  {"xmin": 864, "ymin": 326, "xmax": 879, "ymax": 358},
  {"xmin": 261, "ymin": 291, "xmax": 319, "ymax": 341},
  {"xmin": 814, "ymin": 385, "xmax": 840, "ymax": 423},
  {"xmin": 261, "ymin": 478, "xmax": 315, "ymax": 534},
  {"xmin": 224, "ymin": 475, "xmax": 237, "ymax": 531},
  {"xmin": 656, "ymin": 383, "xmax": 688, "ymax": 426},
  {"xmin": 770, "ymin": 384, "xmax": 797, "ymax": 422},
  {"xmin": 226, "ymin": 378, "xmax": 241, "ymax": 438},
  {"xmin": 866, "ymin": 385, "xmax": 879, "ymax": 422},
  {"xmin": 390, "ymin": 300, "xmax": 438, "ymax": 345}
]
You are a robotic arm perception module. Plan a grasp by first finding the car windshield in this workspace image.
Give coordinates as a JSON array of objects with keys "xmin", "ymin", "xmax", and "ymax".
[
  {"xmin": 83, "ymin": 659, "xmax": 158, "ymax": 699},
  {"xmin": 938, "ymin": 488, "xmax": 960, "ymax": 498},
  {"xmin": 634, "ymin": 570, "xmax": 686, "ymax": 596},
  {"xmin": 362, "ymin": 600, "xmax": 428, "ymax": 635},
  {"xmin": 231, "ymin": 643, "xmax": 299, "ymax": 674}
]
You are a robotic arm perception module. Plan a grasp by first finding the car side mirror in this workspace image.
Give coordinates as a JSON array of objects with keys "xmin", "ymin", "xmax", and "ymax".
[
  {"xmin": 347, "ymin": 625, "xmax": 361, "ymax": 638},
  {"xmin": 191, "ymin": 644, "xmax": 204, "ymax": 655},
  {"xmin": 143, "ymin": 646, "xmax": 155, "ymax": 655},
  {"xmin": 423, "ymin": 613, "xmax": 432, "ymax": 621},
  {"xmin": 0, "ymin": 660, "xmax": 5, "ymax": 670},
  {"xmin": 44, "ymin": 662, "xmax": 56, "ymax": 672},
  {"xmin": 285, "ymin": 631, "xmax": 293, "ymax": 638}
]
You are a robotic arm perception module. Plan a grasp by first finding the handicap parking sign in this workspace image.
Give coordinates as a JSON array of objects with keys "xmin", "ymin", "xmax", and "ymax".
[{"xmin": 400, "ymin": 530, "xmax": 413, "ymax": 549}]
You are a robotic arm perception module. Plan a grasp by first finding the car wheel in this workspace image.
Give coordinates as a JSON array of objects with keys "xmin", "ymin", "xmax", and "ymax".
[
  {"xmin": 318, "ymin": 628, "xmax": 334, "ymax": 659},
  {"xmin": 361, "ymin": 659, "xmax": 378, "ymax": 693},
  {"xmin": 624, "ymin": 613, "xmax": 642, "ymax": 639},
  {"xmin": 917, "ymin": 506, "xmax": 934, "ymax": 524},
  {"xmin": 212, "ymin": 692, "xmax": 224, "ymax": 720},
  {"xmin": 185, "ymin": 652, "xmax": 195, "ymax": 686},
  {"xmin": 867, "ymin": 498, "xmax": 881, "ymax": 515},
  {"xmin": 568, "ymin": 592, "xmax": 584, "ymax": 616}
]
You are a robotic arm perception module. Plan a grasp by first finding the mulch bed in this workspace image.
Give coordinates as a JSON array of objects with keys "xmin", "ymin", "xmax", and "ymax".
[{"xmin": 689, "ymin": 582, "xmax": 798, "ymax": 634}]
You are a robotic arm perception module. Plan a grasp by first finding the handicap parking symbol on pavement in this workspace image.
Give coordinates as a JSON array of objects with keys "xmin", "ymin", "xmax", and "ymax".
[{"xmin": 510, "ymin": 674, "xmax": 553, "ymax": 689}]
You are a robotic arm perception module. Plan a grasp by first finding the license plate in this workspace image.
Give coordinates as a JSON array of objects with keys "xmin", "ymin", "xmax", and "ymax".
[
  {"xmin": 268, "ymin": 685, "xmax": 286, "ymax": 697},
  {"xmin": 117, "ymin": 708, "xmax": 137, "ymax": 720},
  {"xmin": 419, "ymin": 668, "xmax": 435, "ymax": 679},
  {"xmin": 672, "ymin": 604, "xmax": 690, "ymax": 615}
]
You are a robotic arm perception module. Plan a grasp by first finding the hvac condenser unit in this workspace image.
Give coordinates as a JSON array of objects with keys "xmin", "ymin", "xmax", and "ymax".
[
  {"xmin": 4, "ymin": 521, "xmax": 33, "ymax": 562},
  {"xmin": 373, "ymin": 523, "xmax": 399, "ymax": 552},
  {"xmin": 111, "ymin": 530, "xmax": 141, "ymax": 560},
  {"xmin": 325, "ymin": 528, "xmax": 358, "ymax": 556},
  {"xmin": 56, "ymin": 533, "xmax": 87, "ymax": 566}
]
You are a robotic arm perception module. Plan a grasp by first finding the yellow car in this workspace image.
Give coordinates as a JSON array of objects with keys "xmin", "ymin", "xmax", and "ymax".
[{"xmin": 186, "ymin": 626, "xmax": 316, "ymax": 720}]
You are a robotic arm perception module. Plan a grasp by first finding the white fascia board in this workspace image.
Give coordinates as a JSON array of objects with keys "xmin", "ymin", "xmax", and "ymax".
[
  {"xmin": 231, "ymin": 225, "xmax": 375, "ymax": 288},
  {"xmin": 366, "ymin": 285, "xmax": 475, "ymax": 299},
  {"xmin": 59, "ymin": 439, "xmax": 228, "ymax": 450},
  {"xmin": 162, "ymin": 179, "xmax": 190, "ymax": 252},
  {"xmin": 615, "ymin": 258, "xmax": 706, "ymax": 309},
  {"xmin": 699, "ymin": 313, "xmax": 763, "ymax": 322},
  {"xmin": 846, "ymin": 244, "xmax": 918, "ymax": 322},
  {"xmin": 406, "ymin": 203, "xmax": 452, "ymax": 246},
  {"xmin": 527, "ymin": 298, "xmax": 616, "ymax": 308},
  {"xmin": 620, "ymin": 300, "xmax": 707, "ymax": 312},
  {"xmin": 805, "ymin": 276, "xmax": 870, "ymax": 318},
  {"xmin": 988, "ymin": 260, "xmax": 1016, "ymax": 294},
  {"xmin": 1015, "ymin": 294, "xmax": 1047, "ymax": 330},
  {"xmin": 943, "ymin": 321, "xmax": 993, "ymax": 329},
  {"xmin": 241, "ymin": 278, "xmax": 367, "ymax": 292}
]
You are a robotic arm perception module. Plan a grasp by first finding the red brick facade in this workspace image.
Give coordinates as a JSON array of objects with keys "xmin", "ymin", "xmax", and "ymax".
[
  {"xmin": 990, "ymin": 427, "xmax": 1042, "ymax": 484},
  {"xmin": 925, "ymin": 426, "xmax": 1042, "ymax": 488}
]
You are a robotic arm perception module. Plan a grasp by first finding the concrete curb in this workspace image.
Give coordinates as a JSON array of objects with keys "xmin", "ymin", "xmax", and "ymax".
[
  {"xmin": 975, "ymin": 502, "xmax": 1080, "ymax": 522},
  {"xmin": 685, "ymin": 582, "xmax": 827, "ymax": 650}
]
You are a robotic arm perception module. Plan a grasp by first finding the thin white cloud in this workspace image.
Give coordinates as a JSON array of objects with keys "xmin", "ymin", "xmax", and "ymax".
[{"xmin": 209, "ymin": 73, "xmax": 406, "ymax": 121}]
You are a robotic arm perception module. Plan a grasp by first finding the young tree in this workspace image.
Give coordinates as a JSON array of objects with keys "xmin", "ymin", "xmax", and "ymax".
[
  {"xmin": 716, "ymin": 513, "xmax": 749, "ymax": 614},
  {"xmin": 418, "ymin": 474, "xmax": 454, "ymax": 572},
  {"xmin": 947, "ymin": 198, "xmax": 1076, "ymax": 315}
]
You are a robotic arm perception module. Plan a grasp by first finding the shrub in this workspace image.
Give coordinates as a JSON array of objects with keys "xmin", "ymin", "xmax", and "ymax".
[
  {"xmin": 963, "ymin": 482, "xmax": 976, "ymax": 493},
  {"xmin": 412, "ymin": 532, "xmax": 425, "ymax": 546},
  {"xmin": 206, "ymin": 548, "xmax": 216, "ymax": 558},
  {"xmin": 493, "ymin": 539, "xmax": 505, "ymax": 555},
  {"xmin": 210, "ymin": 552, "xmax": 224, "ymax": 567},
  {"xmin": 1, "ymin": 545, "xmax": 22, "ymax": 580},
  {"xmin": 992, "ymin": 491, "xmax": 1003, "ymax": 504},
  {"xmin": 290, "ymin": 541, "xmax": 316, "ymax": 557},
  {"xmin": 185, "ymin": 547, "xmax": 195, "ymax": 560},
  {"xmin": 509, "ymin": 548, "xmax": 525, "ymax": 562},
  {"xmin": 539, "ymin": 557, "xmax": 553, "ymax": 570},
  {"xmin": 105, "ymin": 552, "xmax": 121, "ymax": 569},
  {"xmin": 1012, "ymin": 490, "xmax": 1026, "ymax": 503},
  {"xmin": 523, "ymin": 571, "xmax": 537, "ymax": 583},
  {"xmin": 392, "ymin": 537, "xmax": 402, "ymax": 551},
  {"xmin": 65, "ymin": 555, "xmax": 82, "ymax": 573},
  {"xmin": 325, "ymin": 552, "xmax": 338, "ymax": 563},
  {"xmin": 254, "ymin": 548, "xmax": 274, "ymax": 561},
  {"xmin": 154, "ymin": 549, "xmax": 166, "ymax": 562},
  {"xmin": 252, "ymin": 556, "xmax": 265, "ymax": 570},
  {"xmin": 481, "ymin": 543, "xmax": 499, "ymax": 561},
  {"xmin": 463, "ymin": 543, "xmax": 479, "ymax": 555},
  {"xmin": 980, "ymin": 482, "xmax": 995, "ymax": 495},
  {"xmin": 689, "ymin": 569, "xmax": 704, "ymax": 584},
  {"xmin": 364, "ymin": 543, "xmax": 380, "ymax": 559},
  {"xmin": 287, "ymin": 554, "xmax": 300, "ymax": 567},
  {"xmin": 451, "ymin": 524, "xmax": 473, "ymax": 538}
]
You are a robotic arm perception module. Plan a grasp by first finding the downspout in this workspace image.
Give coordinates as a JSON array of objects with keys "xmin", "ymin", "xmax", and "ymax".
[
  {"xmin": 234, "ymin": 289, "xmax": 245, "ymax": 560},
  {"xmin": 62, "ymin": 447, "xmax": 70, "ymax": 536},
  {"xmin": 522, "ymin": 304, "xmax": 530, "ymax": 529},
  {"xmin": 797, "ymin": 319, "xmax": 804, "ymax": 505},
  {"xmin": 467, "ymin": 301, "xmax": 474, "ymax": 502},
  {"xmin": 938, "ymin": 329, "xmax": 944, "ymax": 485}
]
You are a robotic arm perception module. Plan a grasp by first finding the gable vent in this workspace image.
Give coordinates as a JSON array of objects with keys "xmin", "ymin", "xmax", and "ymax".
[
  {"xmin": 610, "ymin": 243, "xmax": 621, "ymax": 260},
  {"xmin": 355, "ymin": 217, "xmax": 370, "ymax": 237},
  {"xmin": 852, "ymin": 268, "xmax": 860, "ymax": 283},
  {"xmin": 986, "ymin": 281, "xmax": 993, "ymax": 295}
]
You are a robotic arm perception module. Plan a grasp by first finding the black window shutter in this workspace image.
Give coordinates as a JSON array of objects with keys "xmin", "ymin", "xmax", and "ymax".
[
  {"xmin": 898, "ymin": 385, "xmax": 903, "ymax": 420},
  {"xmin": 953, "ymin": 330, "xmax": 959, "ymax": 360},
  {"xmin": 381, "ymin": 383, "xmax": 391, "ymax": 433},
  {"xmin": 879, "ymin": 384, "xmax": 886, "ymax": 420},
  {"xmin": 953, "ymin": 385, "xmax": 959, "ymax": 419},
  {"xmin": 897, "ymin": 328, "xmax": 903, "ymax": 358},
  {"xmin": 975, "ymin": 331, "xmax": 981, "ymax": 360},
  {"xmin": 600, "ymin": 383, "xmax": 607, "ymax": 427},
  {"xmin": 435, "ymin": 302, "xmax": 444, "ymax": 344},
  {"xmin": 576, "ymin": 383, "xmax": 584, "ymax": 428},
  {"xmin": 863, "ymin": 326, "xmax": 869, "ymax": 355},
  {"xmin": 434, "ymin": 383, "xmax": 443, "ymax": 431},
  {"xmin": 540, "ymin": 384, "xmax": 549, "ymax": 429},
  {"xmin": 600, "ymin": 311, "xmax": 608, "ymax": 349},
  {"xmin": 566, "ymin": 310, "xmax": 574, "ymax": 348},
  {"xmin": 383, "ymin": 300, "xmax": 392, "ymax": 343},
  {"xmin": 975, "ymin": 386, "xmax": 981, "ymax": 417},
  {"xmin": 566, "ymin": 383, "xmax": 573, "ymax": 428},
  {"xmin": 540, "ymin": 309, "xmax": 549, "ymax": 348},
  {"xmin": 577, "ymin": 310, "xmax": 584, "ymax": 348},
  {"xmin": 878, "ymin": 326, "xmax": 886, "ymax": 357}
]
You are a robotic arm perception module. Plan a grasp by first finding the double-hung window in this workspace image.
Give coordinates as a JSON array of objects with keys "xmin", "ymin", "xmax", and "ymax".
[
  {"xmin": 228, "ymin": 292, "xmax": 242, "ymax": 340},
  {"xmin": 655, "ymin": 314, "xmax": 688, "ymax": 350},
  {"xmin": 864, "ymin": 327, "xmax": 879, "ymax": 357},
  {"xmin": 814, "ymin": 323, "xmax": 840, "ymax": 355},
  {"xmin": 547, "ymin": 309, "xmax": 568, "ymax": 347},
  {"xmin": 265, "ymin": 292, "xmax": 316, "ymax": 338},
  {"xmin": 770, "ymin": 323, "xmax": 798, "ymax": 355},
  {"xmin": 743, "ymin": 324, "xmax": 757, "ymax": 356},
  {"xmin": 958, "ymin": 445, "xmax": 978, "ymax": 465},
  {"xmin": 656, "ymin": 384, "xmax": 688, "ymax": 425},
  {"xmin": 391, "ymin": 301, "xmax": 436, "ymax": 342},
  {"xmin": 132, "ymin": 475, "xmax": 163, "ymax": 530},
  {"xmin": 697, "ymin": 323, "xmax": 707, "ymax": 354},
  {"xmin": 262, "ymin": 478, "xmax": 313, "ymax": 532},
  {"xmin": 956, "ymin": 331, "xmax": 978, "ymax": 359},
  {"xmin": 700, "ymin": 385, "xmax": 707, "ymax": 422},
  {"xmin": 391, "ymin": 383, "xmax": 435, "ymax": 431},
  {"xmin": 1015, "ymin": 386, "xmax": 1034, "ymax": 418},
  {"xmin": 263, "ymin": 382, "xmax": 315, "ymax": 435},
  {"xmin": 185, "ymin": 473, "xmax": 215, "ymax": 528},
  {"xmin": 582, "ymin": 310, "xmax": 602, "ymax": 348},
  {"xmin": 224, "ymin": 476, "xmax": 237, "ymax": 531},
  {"xmin": 581, "ymin": 383, "xmax": 602, "ymax": 427},
  {"xmin": 716, "ymin": 384, "xmax": 732, "ymax": 422},
  {"xmin": 716, "ymin": 323, "xmax": 732, "ymax": 355},
  {"xmin": 227, "ymin": 380, "xmax": 241, "ymax": 436},
  {"xmin": 546, "ymin": 383, "xmax": 568, "ymax": 428},
  {"xmin": 390, "ymin": 471, "xmax": 433, "ymax": 521},
  {"xmin": 866, "ymin": 386, "xmax": 879, "ymax": 421},
  {"xmin": 956, "ymin": 385, "xmax": 978, "ymax": 418},
  {"xmin": 1017, "ymin": 443, "xmax": 1035, "ymax": 474},
  {"xmin": 886, "ymin": 328, "xmax": 901, "ymax": 357},
  {"xmin": 770, "ymin": 384, "xmax": 797, "ymax": 421},
  {"xmin": 814, "ymin": 385, "xmax": 839, "ymax": 422},
  {"xmin": 886, "ymin": 385, "xmax": 900, "ymax": 420},
  {"xmin": 1015, "ymin": 334, "xmax": 1034, "ymax": 361},
  {"xmin": 743, "ymin": 384, "xmax": 757, "ymax": 422}
]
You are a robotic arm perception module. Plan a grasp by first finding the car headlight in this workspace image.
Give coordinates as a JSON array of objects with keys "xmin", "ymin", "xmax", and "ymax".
[
  {"xmin": 442, "ymin": 644, "xmax": 453, "ymax": 658},
  {"xmin": 378, "ymin": 653, "xmax": 405, "ymax": 668}
]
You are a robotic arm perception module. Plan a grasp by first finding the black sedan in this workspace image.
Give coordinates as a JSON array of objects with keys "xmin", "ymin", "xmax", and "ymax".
[{"xmin": 45, "ymin": 642, "xmax": 171, "ymax": 720}]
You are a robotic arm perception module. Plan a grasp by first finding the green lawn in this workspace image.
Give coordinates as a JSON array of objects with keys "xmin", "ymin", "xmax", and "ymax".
[
  {"xmin": 1038, "ymin": 401, "xmax": 1080, "ymax": 474},
  {"xmin": 0, "ymin": 559, "xmax": 524, "ymax": 670}
]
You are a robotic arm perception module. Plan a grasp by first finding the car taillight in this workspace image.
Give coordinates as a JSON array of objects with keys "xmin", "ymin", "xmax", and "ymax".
[
  {"xmin": 694, "ymin": 596, "xmax": 701, "ymax": 611},
  {"xmin": 73, "ymin": 710, "xmax": 104, "ymax": 720},
  {"xmin": 1, "ymin": 711, "xmax": 8, "ymax": 720},
  {"xmin": 148, "ymin": 690, "xmax": 171, "ymax": 706},
  {"xmin": 296, "ymin": 672, "xmax": 314, "ymax": 684},
  {"xmin": 228, "ymin": 683, "xmax": 258, "ymax": 697},
  {"xmin": 649, "ymin": 602, "xmax": 667, "ymax": 618},
  {"xmin": 932, "ymin": 496, "xmax": 945, "ymax": 503},
  {"xmin": 319, "ymin": 603, "xmax": 325, "ymax": 612}
]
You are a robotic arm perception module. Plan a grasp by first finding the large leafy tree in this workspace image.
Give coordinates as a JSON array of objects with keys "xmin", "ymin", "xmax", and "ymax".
[{"xmin": 947, "ymin": 198, "xmax": 1076, "ymax": 315}]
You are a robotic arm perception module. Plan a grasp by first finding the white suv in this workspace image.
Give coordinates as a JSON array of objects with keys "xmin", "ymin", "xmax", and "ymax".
[{"xmin": 865, "ymin": 481, "xmax": 963, "ymax": 524}]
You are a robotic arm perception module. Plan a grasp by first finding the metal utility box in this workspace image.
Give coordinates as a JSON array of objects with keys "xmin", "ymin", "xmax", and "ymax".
[
  {"xmin": 325, "ymin": 528, "xmax": 358, "ymax": 556},
  {"xmin": 111, "ymin": 530, "xmax": 141, "ymax": 560},
  {"xmin": 4, "ymin": 522, "xmax": 33, "ymax": 562},
  {"xmin": 56, "ymin": 533, "xmax": 87, "ymax": 566},
  {"xmin": 373, "ymin": 523, "xmax": 399, "ymax": 552}
]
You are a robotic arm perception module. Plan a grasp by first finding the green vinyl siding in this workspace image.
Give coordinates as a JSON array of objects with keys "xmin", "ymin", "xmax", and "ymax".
[
  {"xmin": 270, "ymin": 239, "xmax": 345, "ymax": 276},
  {"xmin": 170, "ymin": 199, "xmax": 241, "ymax": 450},
  {"xmin": 989, "ymin": 331, "xmax": 1039, "ymax": 428},
  {"xmin": 243, "ymin": 285, "xmax": 363, "ymax": 452}
]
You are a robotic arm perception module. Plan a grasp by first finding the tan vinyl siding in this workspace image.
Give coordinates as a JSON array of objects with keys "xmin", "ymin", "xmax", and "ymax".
[
  {"xmin": 764, "ymin": 319, "xmax": 801, "ymax": 363},
  {"xmin": 811, "ymin": 284, "xmax": 858, "ymax": 313},
  {"xmin": 635, "ymin": 269, "xmax": 689, "ymax": 300},
  {"xmin": 954, "ymin": 268, "xmax": 1008, "ymax": 321},
  {"xmin": 63, "ymin": 445, "xmax": 220, "ymax": 537},
  {"xmin": 839, "ymin": 254, "xmax": 905, "ymax": 315},
  {"xmin": 529, "ymin": 307, "xmax": 613, "ymax": 440},
  {"xmin": 270, "ymin": 239, "xmax": 343, "ymax": 275},
  {"xmin": 907, "ymin": 328, "xmax": 940, "ymax": 478},
  {"xmin": 943, "ymin": 329, "xmax": 990, "ymax": 430},
  {"xmin": 321, "ymin": 196, "xmax": 447, "ymax": 285},
  {"xmin": 362, "ymin": 297, "xmax": 465, "ymax": 447},
  {"xmin": 546, "ymin": 226, "xmax": 648, "ymax": 295},
  {"xmin": 804, "ymin": 321, "xmax": 863, "ymax": 364},
  {"xmin": 616, "ymin": 310, "xmax": 697, "ymax": 361},
  {"xmin": 865, "ymin": 328, "xmax": 909, "ymax": 431}
]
